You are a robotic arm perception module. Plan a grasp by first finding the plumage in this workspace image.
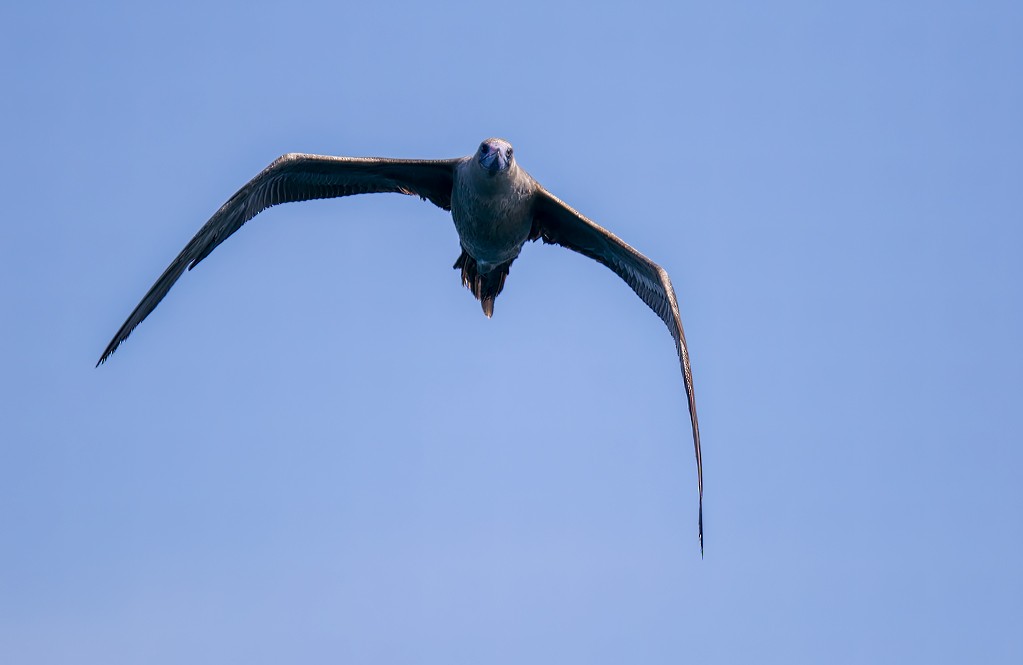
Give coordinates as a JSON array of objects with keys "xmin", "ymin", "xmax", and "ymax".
[{"xmin": 98, "ymin": 138, "xmax": 705, "ymax": 554}]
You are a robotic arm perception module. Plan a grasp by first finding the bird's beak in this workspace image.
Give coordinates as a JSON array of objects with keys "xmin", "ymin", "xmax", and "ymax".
[{"xmin": 479, "ymin": 148, "xmax": 506, "ymax": 175}]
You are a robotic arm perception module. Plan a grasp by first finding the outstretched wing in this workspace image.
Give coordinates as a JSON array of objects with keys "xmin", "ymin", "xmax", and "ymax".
[
  {"xmin": 530, "ymin": 187, "xmax": 704, "ymax": 555},
  {"xmin": 98, "ymin": 154, "xmax": 460, "ymax": 365}
]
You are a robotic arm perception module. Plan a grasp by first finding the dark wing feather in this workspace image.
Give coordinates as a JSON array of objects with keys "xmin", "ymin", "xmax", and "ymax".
[
  {"xmin": 97, "ymin": 154, "xmax": 459, "ymax": 365},
  {"xmin": 531, "ymin": 187, "xmax": 704, "ymax": 555}
]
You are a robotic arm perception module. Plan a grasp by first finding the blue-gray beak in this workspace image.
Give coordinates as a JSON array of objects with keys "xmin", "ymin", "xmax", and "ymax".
[{"xmin": 478, "ymin": 144, "xmax": 508, "ymax": 175}]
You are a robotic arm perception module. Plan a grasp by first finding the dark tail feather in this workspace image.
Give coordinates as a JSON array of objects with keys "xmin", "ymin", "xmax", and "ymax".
[{"xmin": 453, "ymin": 250, "xmax": 513, "ymax": 318}]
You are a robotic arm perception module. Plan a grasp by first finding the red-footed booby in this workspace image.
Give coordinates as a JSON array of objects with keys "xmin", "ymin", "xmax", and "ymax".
[{"xmin": 98, "ymin": 138, "xmax": 705, "ymax": 554}]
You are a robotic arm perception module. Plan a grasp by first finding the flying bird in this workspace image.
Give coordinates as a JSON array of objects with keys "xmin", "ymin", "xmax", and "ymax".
[{"xmin": 97, "ymin": 138, "xmax": 704, "ymax": 553}]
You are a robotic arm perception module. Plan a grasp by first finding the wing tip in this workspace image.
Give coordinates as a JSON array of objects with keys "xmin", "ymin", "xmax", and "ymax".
[
  {"xmin": 96, "ymin": 338, "xmax": 120, "ymax": 367},
  {"xmin": 699, "ymin": 501, "xmax": 704, "ymax": 559}
]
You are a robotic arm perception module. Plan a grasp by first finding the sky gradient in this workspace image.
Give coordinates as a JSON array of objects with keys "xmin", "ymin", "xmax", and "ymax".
[{"xmin": 2, "ymin": 1, "xmax": 1021, "ymax": 663}]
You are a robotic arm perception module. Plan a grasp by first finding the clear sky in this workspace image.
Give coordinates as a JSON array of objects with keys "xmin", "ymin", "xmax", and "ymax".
[{"xmin": 1, "ymin": 1, "xmax": 1021, "ymax": 663}]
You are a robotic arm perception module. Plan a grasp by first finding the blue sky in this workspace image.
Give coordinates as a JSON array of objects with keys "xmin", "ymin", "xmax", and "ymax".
[{"xmin": 2, "ymin": 1, "xmax": 1021, "ymax": 663}]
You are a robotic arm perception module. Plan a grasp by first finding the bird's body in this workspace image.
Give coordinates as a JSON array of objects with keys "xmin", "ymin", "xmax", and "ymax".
[
  {"xmin": 452, "ymin": 140, "xmax": 535, "ymax": 267},
  {"xmin": 98, "ymin": 138, "xmax": 705, "ymax": 553}
]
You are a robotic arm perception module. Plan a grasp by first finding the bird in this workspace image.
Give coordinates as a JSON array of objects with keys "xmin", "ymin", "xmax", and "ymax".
[{"xmin": 97, "ymin": 138, "xmax": 704, "ymax": 554}]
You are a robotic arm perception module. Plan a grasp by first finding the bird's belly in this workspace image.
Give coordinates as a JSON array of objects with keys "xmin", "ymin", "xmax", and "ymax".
[{"xmin": 451, "ymin": 201, "xmax": 532, "ymax": 267}]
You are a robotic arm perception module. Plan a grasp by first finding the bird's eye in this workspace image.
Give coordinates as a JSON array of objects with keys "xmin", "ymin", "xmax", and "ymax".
[
  {"xmin": 479, "ymin": 144, "xmax": 488, "ymax": 155},
  {"xmin": 505, "ymin": 148, "xmax": 512, "ymax": 159}
]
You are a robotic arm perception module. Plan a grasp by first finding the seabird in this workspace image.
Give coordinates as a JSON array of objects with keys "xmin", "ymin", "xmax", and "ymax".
[{"xmin": 97, "ymin": 138, "xmax": 704, "ymax": 553}]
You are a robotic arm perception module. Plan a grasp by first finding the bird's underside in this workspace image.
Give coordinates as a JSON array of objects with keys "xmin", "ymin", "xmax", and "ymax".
[{"xmin": 97, "ymin": 139, "xmax": 704, "ymax": 555}]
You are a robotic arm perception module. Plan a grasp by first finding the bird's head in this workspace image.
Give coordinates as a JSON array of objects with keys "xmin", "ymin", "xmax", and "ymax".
[{"xmin": 476, "ymin": 138, "xmax": 514, "ymax": 176}]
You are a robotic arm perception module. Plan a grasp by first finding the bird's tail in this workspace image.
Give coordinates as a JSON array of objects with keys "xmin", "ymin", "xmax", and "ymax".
[{"xmin": 453, "ymin": 250, "xmax": 514, "ymax": 318}]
